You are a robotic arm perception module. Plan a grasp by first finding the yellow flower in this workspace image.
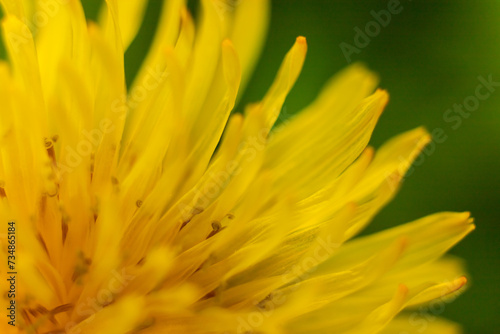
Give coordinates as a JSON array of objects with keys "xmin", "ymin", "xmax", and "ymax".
[{"xmin": 0, "ymin": 0, "xmax": 473, "ymax": 333}]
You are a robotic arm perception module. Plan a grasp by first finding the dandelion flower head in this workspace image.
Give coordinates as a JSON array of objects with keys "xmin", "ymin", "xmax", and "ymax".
[{"xmin": 0, "ymin": 0, "xmax": 473, "ymax": 333}]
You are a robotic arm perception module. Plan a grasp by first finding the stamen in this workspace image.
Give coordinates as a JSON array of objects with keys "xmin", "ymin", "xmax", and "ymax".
[
  {"xmin": 37, "ymin": 233, "xmax": 49, "ymax": 255},
  {"xmin": 61, "ymin": 210, "xmax": 70, "ymax": 244},
  {"xmin": 211, "ymin": 221, "xmax": 221, "ymax": 232},
  {"xmin": 62, "ymin": 222, "xmax": 68, "ymax": 244},
  {"xmin": 207, "ymin": 221, "xmax": 222, "ymax": 239},
  {"xmin": 201, "ymin": 289, "xmax": 217, "ymax": 300},
  {"xmin": 180, "ymin": 207, "xmax": 204, "ymax": 230},
  {"xmin": 44, "ymin": 304, "xmax": 73, "ymax": 326},
  {"xmin": 50, "ymin": 303, "xmax": 74, "ymax": 315},
  {"xmin": 256, "ymin": 293, "xmax": 273, "ymax": 310},
  {"xmin": 180, "ymin": 220, "xmax": 189, "ymax": 230},
  {"xmin": 191, "ymin": 207, "xmax": 204, "ymax": 215},
  {"xmin": 21, "ymin": 309, "xmax": 32, "ymax": 327},
  {"xmin": 0, "ymin": 182, "xmax": 6, "ymax": 198},
  {"xmin": 44, "ymin": 137, "xmax": 54, "ymax": 149},
  {"xmin": 36, "ymin": 305, "xmax": 49, "ymax": 314},
  {"xmin": 46, "ymin": 179, "xmax": 59, "ymax": 197},
  {"xmin": 72, "ymin": 252, "xmax": 91, "ymax": 283},
  {"xmin": 111, "ymin": 176, "xmax": 120, "ymax": 192},
  {"xmin": 40, "ymin": 195, "xmax": 47, "ymax": 216},
  {"xmin": 133, "ymin": 317, "xmax": 156, "ymax": 331},
  {"xmin": 27, "ymin": 308, "xmax": 38, "ymax": 317},
  {"xmin": 26, "ymin": 304, "xmax": 64, "ymax": 330},
  {"xmin": 44, "ymin": 137, "xmax": 59, "ymax": 173}
]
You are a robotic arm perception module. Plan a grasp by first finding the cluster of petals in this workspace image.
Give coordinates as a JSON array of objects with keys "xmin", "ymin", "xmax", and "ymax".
[{"xmin": 0, "ymin": 1, "xmax": 472, "ymax": 333}]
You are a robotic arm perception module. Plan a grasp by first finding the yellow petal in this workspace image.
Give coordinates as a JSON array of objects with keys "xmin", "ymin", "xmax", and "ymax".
[
  {"xmin": 260, "ymin": 36, "xmax": 307, "ymax": 129},
  {"xmin": 230, "ymin": 0, "xmax": 270, "ymax": 96},
  {"xmin": 99, "ymin": 0, "xmax": 149, "ymax": 50},
  {"xmin": 123, "ymin": 0, "xmax": 184, "ymax": 141},
  {"xmin": 317, "ymin": 212, "xmax": 474, "ymax": 275},
  {"xmin": 380, "ymin": 314, "xmax": 463, "ymax": 334},
  {"xmin": 182, "ymin": 0, "xmax": 223, "ymax": 122},
  {"xmin": 267, "ymin": 89, "xmax": 387, "ymax": 199},
  {"xmin": 70, "ymin": 295, "xmax": 144, "ymax": 334},
  {"xmin": 87, "ymin": 20, "xmax": 126, "ymax": 194},
  {"xmin": 0, "ymin": 0, "xmax": 26, "ymax": 20}
]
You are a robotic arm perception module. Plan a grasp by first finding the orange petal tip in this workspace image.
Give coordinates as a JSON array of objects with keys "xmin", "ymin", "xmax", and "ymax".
[
  {"xmin": 451, "ymin": 276, "xmax": 468, "ymax": 293},
  {"xmin": 296, "ymin": 36, "xmax": 307, "ymax": 44},
  {"xmin": 222, "ymin": 38, "xmax": 234, "ymax": 47},
  {"xmin": 397, "ymin": 284, "xmax": 410, "ymax": 296},
  {"xmin": 398, "ymin": 236, "xmax": 410, "ymax": 253}
]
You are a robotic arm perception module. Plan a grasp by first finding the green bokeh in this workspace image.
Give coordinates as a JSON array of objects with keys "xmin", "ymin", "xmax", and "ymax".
[
  {"xmin": 1, "ymin": 1, "xmax": 498, "ymax": 333},
  {"xmin": 253, "ymin": 2, "xmax": 500, "ymax": 333}
]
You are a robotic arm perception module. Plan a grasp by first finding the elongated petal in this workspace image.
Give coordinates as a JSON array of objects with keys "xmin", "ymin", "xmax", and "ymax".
[
  {"xmin": 380, "ymin": 314, "xmax": 463, "ymax": 334},
  {"xmin": 99, "ymin": 0, "xmax": 149, "ymax": 50}
]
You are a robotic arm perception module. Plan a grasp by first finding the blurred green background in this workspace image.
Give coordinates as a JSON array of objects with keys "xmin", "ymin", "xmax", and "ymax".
[
  {"xmin": 2, "ymin": 0, "xmax": 498, "ymax": 333},
  {"xmin": 247, "ymin": 2, "xmax": 500, "ymax": 333}
]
